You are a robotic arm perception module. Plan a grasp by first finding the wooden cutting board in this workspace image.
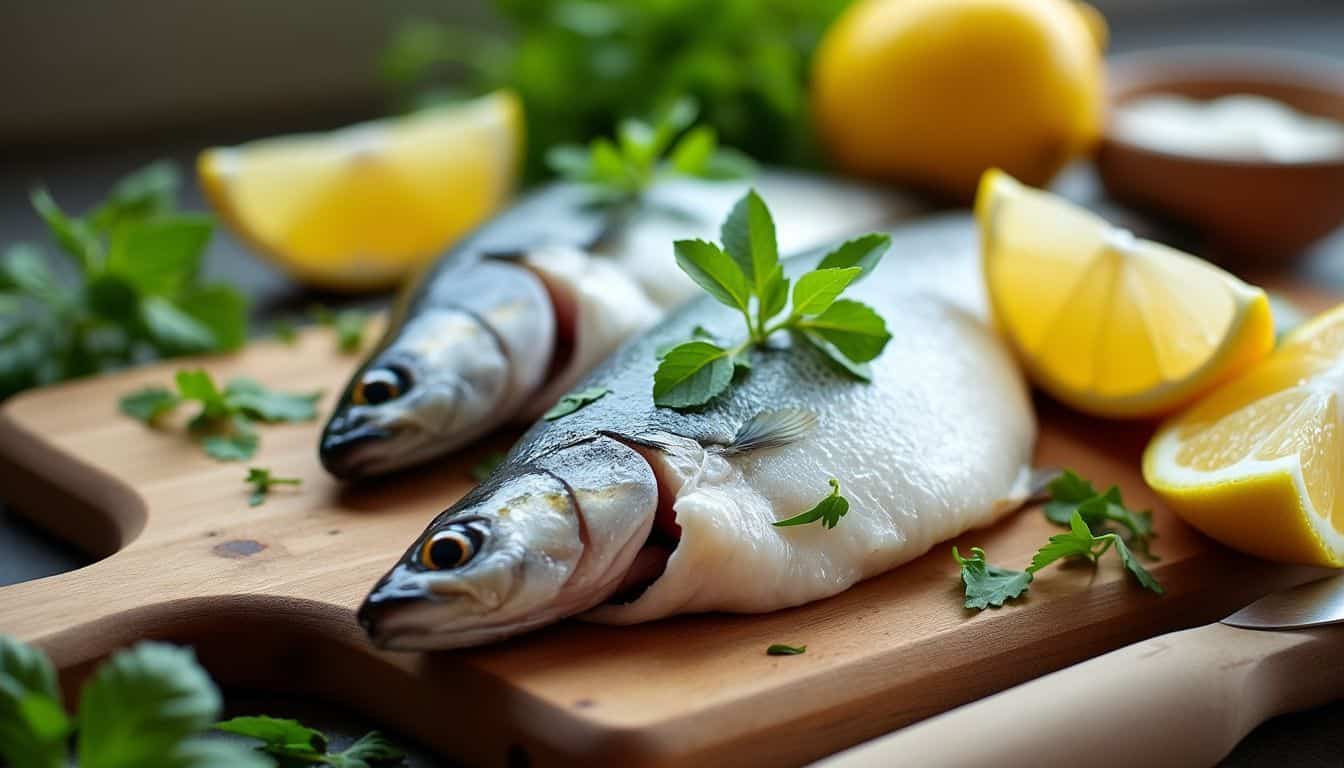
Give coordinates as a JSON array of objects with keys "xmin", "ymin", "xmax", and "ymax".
[{"xmin": 0, "ymin": 300, "xmax": 1330, "ymax": 768}]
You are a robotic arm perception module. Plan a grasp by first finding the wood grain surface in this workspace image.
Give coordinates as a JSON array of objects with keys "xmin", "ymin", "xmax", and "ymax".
[{"xmin": 0, "ymin": 298, "xmax": 1332, "ymax": 767}]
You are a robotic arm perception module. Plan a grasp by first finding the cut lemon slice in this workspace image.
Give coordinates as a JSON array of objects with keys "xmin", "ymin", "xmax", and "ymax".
[
  {"xmin": 976, "ymin": 169, "xmax": 1274, "ymax": 418},
  {"xmin": 199, "ymin": 91, "xmax": 522, "ymax": 292},
  {"xmin": 1145, "ymin": 304, "xmax": 1344, "ymax": 565}
]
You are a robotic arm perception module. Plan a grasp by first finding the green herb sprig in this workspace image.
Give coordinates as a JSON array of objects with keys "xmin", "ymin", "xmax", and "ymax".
[
  {"xmin": 120, "ymin": 369, "xmax": 320, "ymax": 461},
  {"xmin": 653, "ymin": 190, "xmax": 892, "ymax": 409},
  {"xmin": 766, "ymin": 644, "xmax": 807, "ymax": 656},
  {"xmin": 772, "ymin": 478, "xmax": 849, "ymax": 530},
  {"xmin": 1, "ymin": 162, "xmax": 247, "ymax": 400},
  {"xmin": 543, "ymin": 386, "xmax": 611, "ymax": 420},
  {"xmin": 1045, "ymin": 470, "xmax": 1157, "ymax": 559},
  {"xmin": 0, "ymin": 635, "xmax": 407, "ymax": 768},
  {"xmin": 244, "ymin": 468, "xmax": 302, "ymax": 507},
  {"xmin": 546, "ymin": 99, "xmax": 754, "ymax": 204}
]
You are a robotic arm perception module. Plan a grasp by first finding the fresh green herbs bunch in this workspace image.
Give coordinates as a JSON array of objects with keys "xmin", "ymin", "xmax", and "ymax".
[
  {"xmin": 546, "ymin": 99, "xmax": 754, "ymax": 204},
  {"xmin": 0, "ymin": 162, "xmax": 247, "ymax": 400},
  {"xmin": 0, "ymin": 635, "xmax": 406, "ymax": 768},
  {"xmin": 653, "ymin": 190, "xmax": 893, "ymax": 409},
  {"xmin": 120, "ymin": 369, "xmax": 320, "ymax": 461},
  {"xmin": 382, "ymin": 0, "xmax": 850, "ymax": 177}
]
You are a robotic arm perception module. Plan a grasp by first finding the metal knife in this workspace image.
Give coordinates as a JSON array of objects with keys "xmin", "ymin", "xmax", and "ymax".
[{"xmin": 815, "ymin": 573, "xmax": 1344, "ymax": 768}]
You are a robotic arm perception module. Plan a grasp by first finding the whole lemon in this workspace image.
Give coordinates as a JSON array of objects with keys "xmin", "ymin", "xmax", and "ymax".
[{"xmin": 812, "ymin": 0, "xmax": 1107, "ymax": 202}]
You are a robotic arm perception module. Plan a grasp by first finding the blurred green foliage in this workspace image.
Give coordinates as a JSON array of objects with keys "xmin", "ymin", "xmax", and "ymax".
[
  {"xmin": 382, "ymin": 0, "xmax": 851, "ymax": 179},
  {"xmin": 0, "ymin": 162, "xmax": 248, "ymax": 400}
]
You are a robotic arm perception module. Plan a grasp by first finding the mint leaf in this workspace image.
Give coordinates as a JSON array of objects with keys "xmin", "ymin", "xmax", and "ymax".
[
  {"xmin": 93, "ymin": 161, "xmax": 181, "ymax": 231},
  {"xmin": 791, "ymin": 267, "xmax": 860, "ymax": 317},
  {"xmin": 119, "ymin": 387, "xmax": 180, "ymax": 423},
  {"xmin": 178, "ymin": 285, "xmax": 247, "ymax": 352},
  {"xmin": 653, "ymin": 341, "xmax": 734, "ymax": 408},
  {"xmin": 175, "ymin": 369, "xmax": 229, "ymax": 417},
  {"xmin": 30, "ymin": 188, "xmax": 101, "ymax": 269},
  {"xmin": 797, "ymin": 300, "xmax": 891, "ymax": 363},
  {"xmin": 720, "ymin": 189, "xmax": 778, "ymax": 299},
  {"xmin": 4, "ymin": 244, "xmax": 67, "ymax": 306},
  {"xmin": 772, "ymin": 478, "xmax": 849, "ymax": 529},
  {"xmin": 77, "ymin": 643, "xmax": 221, "ymax": 768},
  {"xmin": 106, "ymin": 215, "xmax": 212, "ymax": 296},
  {"xmin": 816, "ymin": 233, "xmax": 891, "ymax": 281},
  {"xmin": 700, "ymin": 148, "xmax": 757, "ymax": 180},
  {"xmin": 545, "ymin": 145, "xmax": 593, "ymax": 180},
  {"xmin": 798, "ymin": 330, "xmax": 873, "ymax": 382},
  {"xmin": 758, "ymin": 267, "xmax": 788, "ymax": 323},
  {"xmin": 544, "ymin": 386, "xmax": 611, "ymax": 420},
  {"xmin": 215, "ymin": 715, "xmax": 326, "ymax": 756},
  {"xmin": 142, "ymin": 295, "xmax": 217, "ymax": 352},
  {"xmin": 0, "ymin": 636, "xmax": 67, "ymax": 768},
  {"xmin": 766, "ymin": 644, "xmax": 806, "ymax": 656},
  {"xmin": 670, "ymin": 126, "xmax": 717, "ymax": 175},
  {"xmin": 673, "ymin": 239, "xmax": 751, "ymax": 313},
  {"xmin": 953, "ymin": 546, "xmax": 1033, "ymax": 610}
]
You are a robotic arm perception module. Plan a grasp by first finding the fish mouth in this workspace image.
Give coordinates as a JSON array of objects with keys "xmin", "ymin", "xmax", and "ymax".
[{"xmin": 319, "ymin": 423, "xmax": 396, "ymax": 479}]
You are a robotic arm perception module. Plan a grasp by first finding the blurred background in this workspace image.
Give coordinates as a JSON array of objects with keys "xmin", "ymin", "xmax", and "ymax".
[{"xmin": 3, "ymin": 0, "xmax": 1344, "ymax": 764}]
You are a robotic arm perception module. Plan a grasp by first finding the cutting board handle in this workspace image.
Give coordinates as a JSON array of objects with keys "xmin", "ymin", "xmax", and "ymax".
[{"xmin": 815, "ymin": 621, "xmax": 1344, "ymax": 768}]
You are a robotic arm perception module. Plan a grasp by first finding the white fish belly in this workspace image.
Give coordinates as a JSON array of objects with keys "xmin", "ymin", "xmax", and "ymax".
[{"xmin": 586, "ymin": 253, "xmax": 1035, "ymax": 624}]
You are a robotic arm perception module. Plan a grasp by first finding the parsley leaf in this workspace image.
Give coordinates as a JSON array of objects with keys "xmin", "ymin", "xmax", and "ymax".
[
  {"xmin": 654, "ymin": 191, "xmax": 892, "ymax": 409},
  {"xmin": 546, "ymin": 99, "xmax": 754, "ymax": 202},
  {"xmin": 120, "ymin": 369, "xmax": 320, "ymax": 461},
  {"xmin": 1045, "ymin": 470, "xmax": 1157, "ymax": 559},
  {"xmin": 0, "ymin": 635, "xmax": 69, "ymax": 768},
  {"xmin": 543, "ymin": 386, "xmax": 611, "ymax": 420},
  {"xmin": 766, "ymin": 644, "xmax": 807, "ymax": 656},
  {"xmin": 772, "ymin": 478, "xmax": 850, "ymax": 529},
  {"xmin": 218, "ymin": 715, "xmax": 406, "ymax": 767},
  {"xmin": 1028, "ymin": 511, "xmax": 1164, "ymax": 595},
  {"xmin": 470, "ymin": 451, "xmax": 506, "ymax": 482},
  {"xmin": 245, "ymin": 467, "xmax": 302, "ymax": 506},
  {"xmin": 952, "ymin": 546, "xmax": 1033, "ymax": 610}
]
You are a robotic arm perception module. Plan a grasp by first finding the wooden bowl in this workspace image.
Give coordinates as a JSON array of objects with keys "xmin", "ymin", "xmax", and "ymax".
[{"xmin": 1096, "ymin": 48, "xmax": 1344, "ymax": 265}]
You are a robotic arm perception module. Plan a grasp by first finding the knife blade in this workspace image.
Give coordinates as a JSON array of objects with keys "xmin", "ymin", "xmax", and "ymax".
[{"xmin": 815, "ymin": 572, "xmax": 1344, "ymax": 768}]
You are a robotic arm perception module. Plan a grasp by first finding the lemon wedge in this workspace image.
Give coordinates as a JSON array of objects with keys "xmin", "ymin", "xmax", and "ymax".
[
  {"xmin": 976, "ymin": 169, "xmax": 1274, "ymax": 418},
  {"xmin": 199, "ymin": 91, "xmax": 522, "ymax": 292},
  {"xmin": 1145, "ymin": 304, "xmax": 1344, "ymax": 565}
]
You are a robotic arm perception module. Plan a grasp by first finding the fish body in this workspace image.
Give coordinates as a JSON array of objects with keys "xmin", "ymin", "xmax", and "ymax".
[
  {"xmin": 359, "ymin": 215, "xmax": 1036, "ymax": 650},
  {"xmin": 320, "ymin": 174, "xmax": 915, "ymax": 478}
]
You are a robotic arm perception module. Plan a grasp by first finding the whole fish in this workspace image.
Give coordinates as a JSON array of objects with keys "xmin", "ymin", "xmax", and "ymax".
[
  {"xmin": 358, "ymin": 215, "xmax": 1036, "ymax": 650},
  {"xmin": 319, "ymin": 174, "xmax": 915, "ymax": 479}
]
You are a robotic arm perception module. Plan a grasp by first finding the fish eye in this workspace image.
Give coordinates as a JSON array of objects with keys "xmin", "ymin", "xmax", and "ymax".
[
  {"xmin": 419, "ymin": 520, "xmax": 486, "ymax": 570},
  {"xmin": 353, "ymin": 366, "xmax": 410, "ymax": 406}
]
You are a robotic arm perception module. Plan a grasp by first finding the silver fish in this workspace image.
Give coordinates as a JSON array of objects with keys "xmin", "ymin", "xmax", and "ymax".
[
  {"xmin": 320, "ymin": 174, "xmax": 915, "ymax": 479},
  {"xmin": 358, "ymin": 215, "xmax": 1036, "ymax": 650}
]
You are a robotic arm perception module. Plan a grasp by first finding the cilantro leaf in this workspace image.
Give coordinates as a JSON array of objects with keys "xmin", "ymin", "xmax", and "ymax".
[
  {"xmin": 77, "ymin": 643, "xmax": 221, "ymax": 768},
  {"xmin": 544, "ymin": 386, "xmax": 611, "ymax": 420},
  {"xmin": 952, "ymin": 546, "xmax": 1033, "ymax": 610},
  {"xmin": 652, "ymin": 341, "xmax": 734, "ymax": 408},
  {"xmin": 1114, "ymin": 537, "xmax": 1165, "ymax": 594},
  {"xmin": 796, "ymin": 300, "xmax": 891, "ymax": 363},
  {"xmin": 673, "ymin": 240, "xmax": 751, "ymax": 313},
  {"xmin": 772, "ymin": 478, "xmax": 849, "ymax": 529},
  {"xmin": 1045, "ymin": 470, "xmax": 1157, "ymax": 559},
  {"xmin": 766, "ymin": 644, "xmax": 806, "ymax": 656},
  {"xmin": 815, "ymin": 233, "xmax": 892, "ymax": 281},
  {"xmin": 0, "ymin": 635, "xmax": 68, "ymax": 768},
  {"xmin": 1028, "ymin": 511, "xmax": 1165, "ymax": 594},
  {"xmin": 471, "ymin": 451, "xmax": 506, "ymax": 482},
  {"xmin": 720, "ymin": 189, "xmax": 779, "ymax": 298},
  {"xmin": 119, "ymin": 387, "xmax": 180, "ymax": 423},
  {"xmin": 790, "ymin": 267, "xmax": 860, "ymax": 317},
  {"xmin": 245, "ymin": 467, "xmax": 302, "ymax": 506}
]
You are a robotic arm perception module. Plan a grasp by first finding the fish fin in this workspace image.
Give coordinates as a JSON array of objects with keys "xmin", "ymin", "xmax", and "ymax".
[
  {"xmin": 718, "ymin": 409, "xmax": 817, "ymax": 455},
  {"xmin": 599, "ymin": 429, "xmax": 688, "ymax": 454}
]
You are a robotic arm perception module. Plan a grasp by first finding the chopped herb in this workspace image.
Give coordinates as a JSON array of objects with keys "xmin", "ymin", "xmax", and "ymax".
[
  {"xmin": 772, "ymin": 478, "xmax": 850, "ymax": 530},
  {"xmin": 1028, "ymin": 511, "xmax": 1164, "ymax": 594},
  {"xmin": 547, "ymin": 99, "xmax": 754, "ymax": 204},
  {"xmin": 1045, "ymin": 470, "xmax": 1157, "ymax": 559},
  {"xmin": 470, "ymin": 451, "xmax": 506, "ymax": 482},
  {"xmin": 1, "ymin": 162, "xmax": 247, "ymax": 401},
  {"xmin": 244, "ymin": 467, "xmax": 302, "ymax": 507},
  {"xmin": 310, "ymin": 306, "xmax": 370, "ymax": 354},
  {"xmin": 216, "ymin": 715, "xmax": 406, "ymax": 767},
  {"xmin": 120, "ymin": 369, "xmax": 320, "ymax": 461},
  {"xmin": 952, "ymin": 546, "xmax": 1032, "ymax": 609},
  {"xmin": 543, "ymin": 386, "xmax": 610, "ymax": 420},
  {"xmin": 652, "ymin": 190, "xmax": 892, "ymax": 409},
  {"xmin": 766, "ymin": 644, "xmax": 807, "ymax": 656}
]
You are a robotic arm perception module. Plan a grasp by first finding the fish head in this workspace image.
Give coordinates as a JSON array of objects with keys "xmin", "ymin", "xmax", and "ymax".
[
  {"xmin": 320, "ymin": 309, "xmax": 513, "ymax": 478},
  {"xmin": 359, "ymin": 437, "xmax": 660, "ymax": 650}
]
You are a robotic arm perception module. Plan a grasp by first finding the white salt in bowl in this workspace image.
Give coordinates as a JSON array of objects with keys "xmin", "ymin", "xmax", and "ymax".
[{"xmin": 1097, "ymin": 47, "xmax": 1344, "ymax": 265}]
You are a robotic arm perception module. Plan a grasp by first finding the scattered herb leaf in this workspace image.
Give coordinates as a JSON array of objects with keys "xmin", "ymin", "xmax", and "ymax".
[
  {"xmin": 766, "ymin": 644, "xmax": 806, "ymax": 656},
  {"xmin": 311, "ymin": 307, "xmax": 370, "ymax": 354},
  {"xmin": 470, "ymin": 451, "xmax": 506, "ymax": 482},
  {"xmin": 1045, "ymin": 470, "xmax": 1157, "ymax": 559},
  {"xmin": 120, "ymin": 369, "xmax": 320, "ymax": 461},
  {"xmin": 217, "ymin": 714, "xmax": 406, "ymax": 767},
  {"xmin": 244, "ymin": 467, "xmax": 302, "ymax": 507},
  {"xmin": 952, "ymin": 546, "xmax": 1033, "ymax": 610},
  {"xmin": 653, "ymin": 190, "xmax": 891, "ymax": 409},
  {"xmin": 543, "ymin": 386, "xmax": 611, "ymax": 420},
  {"xmin": 772, "ymin": 478, "xmax": 850, "ymax": 530},
  {"xmin": 1026, "ymin": 511, "xmax": 1164, "ymax": 594}
]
